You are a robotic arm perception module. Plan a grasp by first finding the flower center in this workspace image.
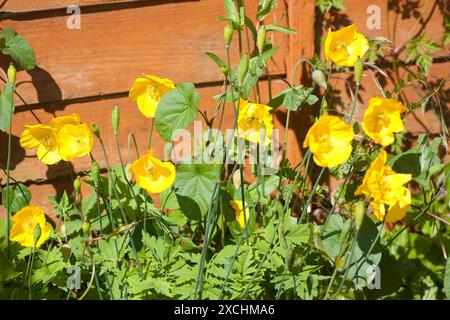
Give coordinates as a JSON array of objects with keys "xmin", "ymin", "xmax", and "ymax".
[
  {"xmin": 146, "ymin": 85, "xmax": 160, "ymax": 100},
  {"xmin": 245, "ymin": 116, "xmax": 261, "ymax": 129},
  {"xmin": 41, "ymin": 135, "xmax": 52, "ymax": 148}
]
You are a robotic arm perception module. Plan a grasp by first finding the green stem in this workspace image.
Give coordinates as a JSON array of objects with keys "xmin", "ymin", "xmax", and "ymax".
[
  {"xmin": 347, "ymin": 83, "xmax": 360, "ymax": 123},
  {"xmin": 5, "ymin": 80, "xmax": 14, "ymax": 256}
]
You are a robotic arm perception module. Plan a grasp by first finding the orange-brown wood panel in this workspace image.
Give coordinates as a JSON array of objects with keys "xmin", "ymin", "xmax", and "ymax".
[
  {"xmin": 1, "ymin": 0, "xmax": 287, "ymax": 107},
  {"xmin": 280, "ymin": 0, "xmax": 317, "ymax": 168},
  {"xmin": 1, "ymin": 0, "xmax": 149, "ymax": 12}
]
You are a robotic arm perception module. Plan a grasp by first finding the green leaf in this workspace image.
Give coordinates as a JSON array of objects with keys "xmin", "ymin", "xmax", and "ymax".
[
  {"xmin": 2, "ymin": 184, "xmax": 31, "ymax": 214},
  {"xmin": 205, "ymin": 52, "xmax": 228, "ymax": 74},
  {"xmin": 265, "ymin": 24, "xmax": 297, "ymax": 35},
  {"xmin": 346, "ymin": 217, "xmax": 383, "ymax": 288},
  {"xmin": 285, "ymin": 220, "xmax": 310, "ymax": 246},
  {"xmin": 0, "ymin": 28, "xmax": 36, "ymax": 70},
  {"xmin": 283, "ymin": 86, "xmax": 318, "ymax": 111},
  {"xmin": 257, "ymin": 0, "xmax": 278, "ymax": 21},
  {"xmin": 174, "ymin": 163, "xmax": 221, "ymax": 220},
  {"xmin": 389, "ymin": 151, "xmax": 422, "ymax": 177},
  {"xmin": 0, "ymin": 83, "xmax": 14, "ymax": 132},
  {"xmin": 445, "ymin": 257, "xmax": 450, "ymax": 299},
  {"xmin": 224, "ymin": 0, "xmax": 240, "ymax": 27},
  {"xmin": 155, "ymin": 82, "xmax": 199, "ymax": 142}
]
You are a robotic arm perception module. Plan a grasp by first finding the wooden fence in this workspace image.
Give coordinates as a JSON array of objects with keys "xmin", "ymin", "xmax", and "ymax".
[{"xmin": 1, "ymin": 0, "xmax": 448, "ymax": 215}]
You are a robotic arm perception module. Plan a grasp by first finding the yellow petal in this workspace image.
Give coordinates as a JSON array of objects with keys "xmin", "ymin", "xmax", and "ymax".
[
  {"xmin": 48, "ymin": 114, "xmax": 80, "ymax": 131},
  {"xmin": 10, "ymin": 205, "xmax": 51, "ymax": 248},
  {"xmin": 57, "ymin": 123, "xmax": 93, "ymax": 161},
  {"xmin": 37, "ymin": 144, "xmax": 62, "ymax": 165}
]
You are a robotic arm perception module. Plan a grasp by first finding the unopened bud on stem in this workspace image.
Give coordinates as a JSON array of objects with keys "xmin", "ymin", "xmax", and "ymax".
[
  {"xmin": 112, "ymin": 105, "xmax": 120, "ymax": 135},
  {"xmin": 354, "ymin": 59, "xmax": 364, "ymax": 85},
  {"xmin": 257, "ymin": 25, "xmax": 266, "ymax": 54},
  {"xmin": 237, "ymin": 54, "xmax": 249, "ymax": 85},
  {"xmin": 312, "ymin": 69, "xmax": 327, "ymax": 89},
  {"xmin": 224, "ymin": 24, "xmax": 234, "ymax": 47},
  {"xmin": 7, "ymin": 64, "xmax": 16, "ymax": 85}
]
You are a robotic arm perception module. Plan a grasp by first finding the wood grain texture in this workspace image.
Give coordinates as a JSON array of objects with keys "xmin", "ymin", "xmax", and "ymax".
[
  {"xmin": 1, "ymin": 0, "xmax": 287, "ymax": 107},
  {"xmin": 276, "ymin": 0, "xmax": 317, "ymax": 168},
  {"xmin": 0, "ymin": 0, "xmax": 151, "ymax": 12}
]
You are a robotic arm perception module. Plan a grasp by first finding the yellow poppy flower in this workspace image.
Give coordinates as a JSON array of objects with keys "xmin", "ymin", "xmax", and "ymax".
[
  {"xmin": 362, "ymin": 97, "xmax": 407, "ymax": 146},
  {"xmin": 229, "ymin": 200, "xmax": 250, "ymax": 229},
  {"xmin": 129, "ymin": 75, "xmax": 175, "ymax": 118},
  {"xmin": 237, "ymin": 99, "xmax": 273, "ymax": 145},
  {"xmin": 48, "ymin": 113, "xmax": 81, "ymax": 131},
  {"xmin": 303, "ymin": 113, "xmax": 354, "ymax": 168},
  {"xmin": 10, "ymin": 205, "xmax": 51, "ymax": 248},
  {"xmin": 128, "ymin": 150, "xmax": 176, "ymax": 194},
  {"xmin": 57, "ymin": 123, "xmax": 94, "ymax": 161},
  {"xmin": 355, "ymin": 150, "xmax": 412, "ymax": 223},
  {"xmin": 20, "ymin": 124, "xmax": 62, "ymax": 165},
  {"xmin": 324, "ymin": 24, "xmax": 369, "ymax": 67}
]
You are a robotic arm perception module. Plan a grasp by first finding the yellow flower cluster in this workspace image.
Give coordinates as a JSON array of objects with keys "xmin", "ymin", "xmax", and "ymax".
[{"xmin": 20, "ymin": 113, "xmax": 93, "ymax": 165}]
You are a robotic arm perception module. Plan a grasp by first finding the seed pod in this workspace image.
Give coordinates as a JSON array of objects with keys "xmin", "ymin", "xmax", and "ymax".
[
  {"xmin": 33, "ymin": 224, "xmax": 42, "ymax": 247},
  {"xmin": 82, "ymin": 219, "xmax": 91, "ymax": 235},
  {"xmin": 60, "ymin": 244, "xmax": 72, "ymax": 262},
  {"xmin": 7, "ymin": 64, "xmax": 16, "ymax": 86},
  {"xmin": 237, "ymin": 54, "xmax": 249, "ymax": 85},
  {"xmin": 112, "ymin": 105, "xmax": 120, "ymax": 135},
  {"xmin": 224, "ymin": 24, "xmax": 234, "ymax": 46},
  {"xmin": 354, "ymin": 201, "xmax": 366, "ymax": 231},
  {"xmin": 91, "ymin": 123, "xmax": 101, "ymax": 139},
  {"xmin": 257, "ymin": 25, "xmax": 266, "ymax": 54},
  {"xmin": 73, "ymin": 178, "xmax": 81, "ymax": 193},
  {"xmin": 312, "ymin": 69, "xmax": 327, "ymax": 89},
  {"xmin": 91, "ymin": 161, "xmax": 101, "ymax": 188},
  {"xmin": 354, "ymin": 59, "xmax": 364, "ymax": 85}
]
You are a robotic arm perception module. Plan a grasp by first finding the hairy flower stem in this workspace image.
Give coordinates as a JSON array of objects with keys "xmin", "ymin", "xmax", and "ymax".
[
  {"xmin": 347, "ymin": 83, "xmax": 360, "ymax": 123},
  {"xmin": 96, "ymin": 135, "xmax": 144, "ymax": 280},
  {"xmin": 5, "ymin": 79, "xmax": 14, "ymax": 257},
  {"xmin": 226, "ymin": 45, "xmax": 249, "ymax": 246},
  {"xmin": 113, "ymin": 132, "xmax": 143, "ymax": 219},
  {"xmin": 193, "ymin": 183, "xmax": 220, "ymax": 300}
]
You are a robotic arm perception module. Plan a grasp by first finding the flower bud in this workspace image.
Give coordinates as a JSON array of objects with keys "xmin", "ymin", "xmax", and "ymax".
[
  {"xmin": 237, "ymin": 54, "xmax": 249, "ymax": 85},
  {"xmin": 354, "ymin": 59, "xmax": 364, "ymax": 85},
  {"xmin": 112, "ymin": 104, "xmax": 120, "ymax": 135},
  {"xmin": 91, "ymin": 161, "xmax": 101, "ymax": 188},
  {"xmin": 224, "ymin": 24, "xmax": 234, "ymax": 47},
  {"xmin": 7, "ymin": 64, "xmax": 16, "ymax": 86},
  {"xmin": 60, "ymin": 244, "xmax": 71, "ymax": 262},
  {"xmin": 82, "ymin": 219, "xmax": 91, "ymax": 235},
  {"xmin": 91, "ymin": 123, "xmax": 101, "ymax": 139},
  {"xmin": 257, "ymin": 25, "xmax": 266, "ymax": 54},
  {"xmin": 73, "ymin": 178, "xmax": 81, "ymax": 193},
  {"xmin": 354, "ymin": 201, "xmax": 365, "ymax": 231},
  {"xmin": 33, "ymin": 224, "xmax": 42, "ymax": 247},
  {"xmin": 312, "ymin": 69, "xmax": 327, "ymax": 89}
]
